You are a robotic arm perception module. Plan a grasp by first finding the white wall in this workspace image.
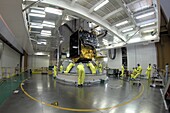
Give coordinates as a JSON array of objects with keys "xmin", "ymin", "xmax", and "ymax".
[
  {"xmin": 0, "ymin": 43, "xmax": 20, "ymax": 79},
  {"xmin": 108, "ymin": 48, "xmax": 122, "ymax": 69},
  {"xmin": 127, "ymin": 43, "xmax": 157, "ymax": 74},
  {"xmin": 28, "ymin": 55, "xmax": 50, "ymax": 68},
  {"xmin": 107, "ymin": 43, "xmax": 157, "ymax": 74},
  {"xmin": 0, "ymin": 43, "xmax": 20, "ymax": 67}
]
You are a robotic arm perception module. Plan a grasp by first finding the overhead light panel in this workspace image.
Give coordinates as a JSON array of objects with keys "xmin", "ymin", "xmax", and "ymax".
[
  {"xmin": 43, "ymin": 21, "xmax": 55, "ymax": 25},
  {"xmin": 89, "ymin": 22, "xmax": 92, "ymax": 28},
  {"xmin": 40, "ymin": 34, "xmax": 52, "ymax": 37},
  {"xmin": 29, "ymin": 13, "xmax": 45, "ymax": 17},
  {"xmin": 30, "ymin": 25, "xmax": 43, "ymax": 29},
  {"xmin": 45, "ymin": 7, "xmax": 62, "ymax": 15},
  {"xmin": 136, "ymin": 12, "xmax": 155, "ymax": 19},
  {"xmin": 65, "ymin": 16, "xmax": 70, "ymax": 21},
  {"xmin": 41, "ymin": 30, "xmax": 51, "ymax": 34},
  {"xmin": 115, "ymin": 20, "xmax": 128, "ymax": 27},
  {"xmin": 122, "ymin": 28, "xmax": 133, "ymax": 33},
  {"xmin": 140, "ymin": 22, "xmax": 155, "ymax": 27},
  {"xmin": 41, "ymin": 30, "xmax": 51, "ymax": 36},
  {"xmin": 41, "ymin": 33, "xmax": 51, "ymax": 36},
  {"xmin": 142, "ymin": 29, "xmax": 155, "ymax": 33},
  {"xmin": 42, "ymin": 24, "xmax": 55, "ymax": 28},
  {"xmin": 30, "ymin": 9, "xmax": 45, "ymax": 14},
  {"xmin": 30, "ymin": 22, "xmax": 42, "ymax": 26},
  {"xmin": 94, "ymin": 0, "xmax": 109, "ymax": 11},
  {"xmin": 37, "ymin": 42, "xmax": 47, "ymax": 45}
]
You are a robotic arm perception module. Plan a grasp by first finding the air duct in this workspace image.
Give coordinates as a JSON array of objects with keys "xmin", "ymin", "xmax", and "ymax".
[{"xmin": 108, "ymin": 48, "xmax": 116, "ymax": 60}]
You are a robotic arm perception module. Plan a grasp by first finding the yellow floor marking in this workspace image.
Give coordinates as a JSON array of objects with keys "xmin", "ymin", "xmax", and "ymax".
[{"xmin": 20, "ymin": 80, "xmax": 144, "ymax": 112}]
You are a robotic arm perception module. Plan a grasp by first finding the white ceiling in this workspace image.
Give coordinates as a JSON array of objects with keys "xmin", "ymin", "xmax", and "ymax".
[
  {"xmin": 0, "ymin": 0, "xmax": 34, "ymax": 54},
  {"xmin": 0, "ymin": 0, "xmax": 160, "ymax": 54}
]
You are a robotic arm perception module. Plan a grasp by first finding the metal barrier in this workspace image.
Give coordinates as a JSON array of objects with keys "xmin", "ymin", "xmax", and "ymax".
[{"xmin": 31, "ymin": 67, "xmax": 49, "ymax": 74}]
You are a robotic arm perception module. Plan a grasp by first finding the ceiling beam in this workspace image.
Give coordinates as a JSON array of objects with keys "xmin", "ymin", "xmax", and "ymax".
[
  {"xmin": 102, "ymin": 7, "xmax": 123, "ymax": 20},
  {"xmin": 115, "ymin": 0, "xmax": 136, "ymax": 26},
  {"xmin": 126, "ymin": 0, "xmax": 141, "ymax": 6},
  {"xmin": 102, "ymin": 0, "xmax": 141, "ymax": 20},
  {"xmin": 136, "ymin": 18, "xmax": 157, "ymax": 26},
  {"xmin": 71, "ymin": 0, "xmax": 76, "ymax": 6},
  {"xmin": 111, "ymin": 17, "xmax": 129, "ymax": 26},
  {"xmin": 89, "ymin": 0, "xmax": 105, "ymax": 13},
  {"xmin": 42, "ymin": 0, "xmax": 126, "ymax": 42}
]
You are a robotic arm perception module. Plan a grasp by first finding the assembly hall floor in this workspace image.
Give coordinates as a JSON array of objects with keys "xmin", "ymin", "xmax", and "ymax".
[{"xmin": 0, "ymin": 73, "xmax": 168, "ymax": 113}]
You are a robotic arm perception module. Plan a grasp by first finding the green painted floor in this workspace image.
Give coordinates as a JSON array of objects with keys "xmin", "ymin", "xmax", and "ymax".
[{"xmin": 0, "ymin": 73, "xmax": 27, "ymax": 106}]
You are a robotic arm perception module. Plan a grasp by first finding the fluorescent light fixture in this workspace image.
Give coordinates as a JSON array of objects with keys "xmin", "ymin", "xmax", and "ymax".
[
  {"xmin": 41, "ymin": 33, "xmax": 51, "ymax": 36},
  {"xmin": 30, "ymin": 31, "xmax": 40, "ymax": 34},
  {"xmin": 66, "ymin": 52, "xmax": 70, "ymax": 57},
  {"xmin": 128, "ymin": 38, "xmax": 141, "ymax": 43},
  {"xmin": 30, "ymin": 9, "xmax": 45, "ymax": 14},
  {"xmin": 115, "ymin": 20, "xmax": 128, "ymax": 27},
  {"xmin": 30, "ymin": 25, "xmax": 43, "ymax": 29},
  {"xmin": 143, "ymin": 29, "xmax": 155, "ymax": 33},
  {"xmin": 37, "ymin": 42, "xmax": 47, "ymax": 45},
  {"xmin": 42, "ymin": 24, "xmax": 55, "ymax": 28},
  {"xmin": 136, "ymin": 12, "xmax": 155, "ymax": 19},
  {"xmin": 40, "ymin": 34, "xmax": 51, "ymax": 37},
  {"xmin": 122, "ymin": 27, "xmax": 133, "ymax": 33},
  {"xmin": 65, "ymin": 16, "xmax": 70, "ymax": 21},
  {"xmin": 140, "ymin": 22, "xmax": 155, "ymax": 27},
  {"xmin": 43, "ymin": 21, "xmax": 55, "ymax": 25},
  {"xmin": 45, "ymin": 7, "xmax": 62, "ymax": 15},
  {"xmin": 89, "ymin": 22, "xmax": 92, "ymax": 28},
  {"xmin": 143, "ymin": 35, "xmax": 157, "ymax": 40},
  {"xmin": 41, "ymin": 30, "xmax": 51, "ymax": 34},
  {"xmin": 35, "ymin": 52, "xmax": 44, "ymax": 55},
  {"xmin": 103, "ymin": 58, "xmax": 108, "ymax": 62},
  {"xmin": 28, "ymin": 13, "xmax": 45, "ymax": 17},
  {"xmin": 34, "ymin": 52, "xmax": 50, "ymax": 56},
  {"xmin": 94, "ymin": 0, "xmax": 109, "ymax": 11},
  {"xmin": 30, "ymin": 22, "xmax": 42, "ymax": 26}
]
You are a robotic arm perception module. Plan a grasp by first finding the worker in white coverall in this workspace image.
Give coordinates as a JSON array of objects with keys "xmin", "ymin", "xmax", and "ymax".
[{"xmin": 77, "ymin": 62, "xmax": 85, "ymax": 87}]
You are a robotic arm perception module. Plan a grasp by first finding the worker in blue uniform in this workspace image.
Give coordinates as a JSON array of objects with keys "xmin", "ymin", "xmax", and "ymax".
[{"xmin": 77, "ymin": 62, "xmax": 85, "ymax": 87}]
